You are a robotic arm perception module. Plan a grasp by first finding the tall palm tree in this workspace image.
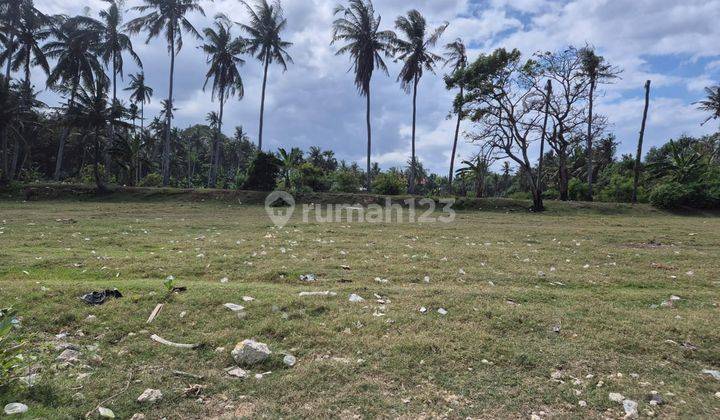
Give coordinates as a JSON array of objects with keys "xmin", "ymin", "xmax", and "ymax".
[
  {"xmin": 93, "ymin": 0, "xmax": 142, "ymax": 109},
  {"xmin": 126, "ymin": 0, "xmax": 205, "ymax": 186},
  {"xmin": 392, "ymin": 10, "xmax": 447, "ymax": 194},
  {"xmin": 698, "ymin": 85, "xmax": 720, "ymax": 126},
  {"xmin": 238, "ymin": 0, "xmax": 293, "ymax": 150},
  {"xmin": 443, "ymin": 38, "xmax": 466, "ymax": 192},
  {"xmin": 579, "ymin": 46, "xmax": 619, "ymax": 200},
  {"xmin": 44, "ymin": 16, "xmax": 107, "ymax": 181},
  {"xmin": 124, "ymin": 72, "xmax": 153, "ymax": 132},
  {"xmin": 2, "ymin": 2, "xmax": 50, "ymax": 89},
  {"xmin": 331, "ymin": 0, "xmax": 394, "ymax": 190},
  {"xmin": 201, "ymin": 18, "xmax": 245, "ymax": 188}
]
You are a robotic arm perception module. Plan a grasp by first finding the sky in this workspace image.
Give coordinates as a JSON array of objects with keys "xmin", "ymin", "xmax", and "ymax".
[{"xmin": 29, "ymin": 0, "xmax": 720, "ymax": 175}]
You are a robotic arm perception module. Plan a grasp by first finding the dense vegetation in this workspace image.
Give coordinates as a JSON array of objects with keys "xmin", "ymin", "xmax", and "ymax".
[{"xmin": 1, "ymin": 0, "xmax": 719, "ymax": 210}]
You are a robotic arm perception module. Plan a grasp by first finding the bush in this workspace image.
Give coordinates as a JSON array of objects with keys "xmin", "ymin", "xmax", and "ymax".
[
  {"xmin": 242, "ymin": 152, "xmax": 281, "ymax": 191},
  {"xmin": 597, "ymin": 174, "xmax": 641, "ymax": 203},
  {"xmin": 299, "ymin": 163, "xmax": 330, "ymax": 192},
  {"xmin": 568, "ymin": 178, "xmax": 590, "ymax": 201},
  {"xmin": 80, "ymin": 164, "xmax": 115, "ymax": 185},
  {"xmin": 649, "ymin": 182, "xmax": 690, "ymax": 209},
  {"xmin": 542, "ymin": 188, "xmax": 559, "ymax": 200},
  {"xmin": 331, "ymin": 170, "xmax": 362, "ymax": 193},
  {"xmin": 139, "ymin": 173, "xmax": 163, "ymax": 187},
  {"xmin": 371, "ymin": 172, "xmax": 406, "ymax": 196}
]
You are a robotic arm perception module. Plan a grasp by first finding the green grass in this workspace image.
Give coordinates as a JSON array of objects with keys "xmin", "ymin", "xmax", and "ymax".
[{"xmin": 1, "ymin": 198, "xmax": 719, "ymax": 418}]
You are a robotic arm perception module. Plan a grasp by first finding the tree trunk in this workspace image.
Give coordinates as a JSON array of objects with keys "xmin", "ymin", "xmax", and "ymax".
[
  {"xmin": 163, "ymin": 37, "xmax": 176, "ymax": 187},
  {"xmin": 448, "ymin": 85, "xmax": 463, "ymax": 194},
  {"xmin": 258, "ymin": 54, "xmax": 270, "ymax": 151},
  {"xmin": 633, "ymin": 80, "xmax": 651, "ymax": 204},
  {"xmin": 409, "ymin": 75, "xmax": 419, "ymax": 194},
  {"xmin": 109, "ymin": 54, "xmax": 117, "ymax": 151},
  {"xmin": 365, "ymin": 85, "xmax": 372, "ymax": 190},
  {"xmin": 93, "ymin": 129, "xmax": 105, "ymax": 191},
  {"xmin": 536, "ymin": 80, "xmax": 552, "ymax": 206},
  {"xmin": 0, "ymin": 35, "xmax": 13, "ymax": 183},
  {"xmin": 558, "ymin": 148, "xmax": 569, "ymax": 201},
  {"xmin": 9, "ymin": 139, "xmax": 19, "ymax": 181},
  {"xmin": 54, "ymin": 83, "xmax": 78, "ymax": 181},
  {"xmin": 140, "ymin": 101, "xmax": 145, "ymax": 132},
  {"xmin": 209, "ymin": 90, "xmax": 225, "ymax": 188},
  {"xmin": 586, "ymin": 78, "xmax": 596, "ymax": 201}
]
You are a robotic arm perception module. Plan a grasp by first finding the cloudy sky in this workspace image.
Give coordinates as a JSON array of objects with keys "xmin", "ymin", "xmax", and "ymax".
[{"xmin": 31, "ymin": 0, "xmax": 720, "ymax": 174}]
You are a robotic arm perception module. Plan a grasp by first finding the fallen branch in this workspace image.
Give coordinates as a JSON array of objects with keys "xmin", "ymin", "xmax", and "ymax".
[
  {"xmin": 85, "ymin": 372, "xmax": 132, "ymax": 418},
  {"xmin": 150, "ymin": 334, "xmax": 201, "ymax": 349},
  {"xmin": 146, "ymin": 303, "xmax": 163, "ymax": 324}
]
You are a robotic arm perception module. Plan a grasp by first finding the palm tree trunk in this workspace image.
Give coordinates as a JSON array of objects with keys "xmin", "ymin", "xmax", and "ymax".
[
  {"xmin": 109, "ymin": 55, "xmax": 117, "ymax": 149},
  {"xmin": 586, "ymin": 78, "xmax": 595, "ymax": 201},
  {"xmin": 365, "ymin": 86, "xmax": 372, "ymax": 190},
  {"xmin": 210, "ymin": 90, "xmax": 225, "ymax": 188},
  {"xmin": 0, "ymin": 35, "xmax": 14, "ymax": 182},
  {"xmin": 537, "ymin": 80, "xmax": 552, "ymax": 206},
  {"xmin": 258, "ymin": 54, "xmax": 270, "ymax": 150},
  {"xmin": 632, "ymin": 80, "xmax": 651, "ymax": 204},
  {"xmin": 409, "ymin": 75, "xmax": 419, "ymax": 194},
  {"xmin": 140, "ymin": 101, "xmax": 145, "ymax": 132},
  {"xmin": 9, "ymin": 139, "xmax": 19, "ymax": 181},
  {"xmin": 93, "ymin": 129, "xmax": 105, "ymax": 191},
  {"xmin": 448, "ymin": 85, "xmax": 463, "ymax": 193},
  {"xmin": 54, "ymin": 83, "xmax": 78, "ymax": 181},
  {"xmin": 163, "ymin": 38, "xmax": 176, "ymax": 187}
]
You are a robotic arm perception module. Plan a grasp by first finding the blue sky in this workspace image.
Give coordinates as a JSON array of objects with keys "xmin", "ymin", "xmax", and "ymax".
[{"xmin": 31, "ymin": 0, "xmax": 720, "ymax": 174}]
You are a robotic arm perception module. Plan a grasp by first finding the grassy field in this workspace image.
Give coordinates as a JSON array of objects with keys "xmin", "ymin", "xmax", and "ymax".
[{"xmin": 1, "ymin": 197, "xmax": 719, "ymax": 418}]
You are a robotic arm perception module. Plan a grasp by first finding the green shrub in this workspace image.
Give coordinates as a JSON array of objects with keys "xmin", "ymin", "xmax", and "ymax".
[
  {"xmin": 331, "ymin": 170, "xmax": 362, "ymax": 193},
  {"xmin": 299, "ymin": 163, "xmax": 329, "ymax": 192},
  {"xmin": 542, "ymin": 188, "xmax": 559, "ymax": 200},
  {"xmin": 597, "ymin": 174, "xmax": 641, "ymax": 203},
  {"xmin": 372, "ymin": 172, "xmax": 406, "ymax": 196},
  {"xmin": 568, "ymin": 178, "xmax": 590, "ymax": 201},
  {"xmin": 80, "ymin": 164, "xmax": 115, "ymax": 185},
  {"xmin": 242, "ymin": 152, "xmax": 281, "ymax": 191},
  {"xmin": 139, "ymin": 173, "xmax": 163, "ymax": 187},
  {"xmin": 507, "ymin": 191, "xmax": 531, "ymax": 200},
  {"xmin": 649, "ymin": 182, "xmax": 690, "ymax": 209}
]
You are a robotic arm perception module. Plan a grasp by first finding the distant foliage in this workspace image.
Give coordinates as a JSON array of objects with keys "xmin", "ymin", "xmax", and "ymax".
[
  {"xmin": 331, "ymin": 169, "xmax": 362, "ymax": 193},
  {"xmin": 139, "ymin": 173, "xmax": 163, "ymax": 187},
  {"xmin": 649, "ymin": 182, "xmax": 690, "ymax": 209},
  {"xmin": 372, "ymin": 172, "xmax": 407, "ymax": 195},
  {"xmin": 242, "ymin": 152, "xmax": 281, "ymax": 191}
]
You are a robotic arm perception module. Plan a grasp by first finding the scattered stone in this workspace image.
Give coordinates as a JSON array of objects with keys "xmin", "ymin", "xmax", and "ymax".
[
  {"xmin": 714, "ymin": 391, "xmax": 720, "ymax": 399},
  {"xmin": 4, "ymin": 403, "xmax": 28, "ymax": 415},
  {"xmin": 283, "ymin": 354, "xmax": 297, "ymax": 367},
  {"xmin": 623, "ymin": 399, "xmax": 638, "ymax": 418},
  {"xmin": 232, "ymin": 339, "xmax": 271, "ymax": 366},
  {"xmin": 242, "ymin": 296, "xmax": 255, "ymax": 302},
  {"xmin": 702, "ymin": 369, "xmax": 720, "ymax": 380},
  {"xmin": 300, "ymin": 274, "xmax": 317, "ymax": 282},
  {"xmin": 609, "ymin": 392, "xmax": 625, "ymax": 402},
  {"xmin": 578, "ymin": 400, "xmax": 587, "ymax": 407},
  {"xmin": 550, "ymin": 370, "xmax": 563, "ymax": 380},
  {"xmin": 423, "ymin": 276, "xmax": 430, "ymax": 283},
  {"xmin": 220, "ymin": 277, "xmax": 229, "ymax": 283},
  {"xmin": 137, "ymin": 389, "xmax": 162, "ymax": 404},
  {"xmin": 648, "ymin": 394, "xmax": 664, "ymax": 406},
  {"xmin": 348, "ymin": 293, "xmax": 364, "ymax": 303},
  {"xmin": 226, "ymin": 367, "xmax": 249, "ymax": 378},
  {"xmin": 57, "ymin": 349, "xmax": 80, "ymax": 363},
  {"xmin": 130, "ymin": 414, "xmax": 146, "ymax": 420},
  {"xmin": 98, "ymin": 407, "xmax": 115, "ymax": 418},
  {"xmin": 85, "ymin": 315, "xmax": 97, "ymax": 323},
  {"xmin": 298, "ymin": 291, "xmax": 336, "ymax": 297},
  {"xmin": 419, "ymin": 306, "xmax": 428, "ymax": 314},
  {"xmin": 437, "ymin": 308, "xmax": 448, "ymax": 315},
  {"xmin": 223, "ymin": 303, "xmax": 245, "ymax": 312}
]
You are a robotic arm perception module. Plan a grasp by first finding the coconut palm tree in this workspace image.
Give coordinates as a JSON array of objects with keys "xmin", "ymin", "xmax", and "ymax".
[
  {"xmin": 2, "ymin": 2, "xmax": 50, "ymax": 90},
  {"xmin": 124, "ymin": 72, "xmax": 153, "ymax": 132},
  {"xmin": 238, "ymin": 0, "xmax": 293, "ymax": 150},
  {"xmin": 92, "ymin": 0, "xmax": 142, "ymax": 108},
  {"xmin": 443, "ymin": 38, "xmax": 466, "ymax": 192},
  {"xmin": 698, "ymin": 85, "xmax": 720, "ymax": 126},
  {"xmin": 126, "ymin": 0, "xmax": 205, "ymax": 186},
  {"xmin": 45, "ymin": 16, "xmax": 107, "ymax": 181},
  {"xmin": 331, "ymin": 0, "xmax": 394, "ymax": 189},
  {"xmin": 579, "ymin": 46, "xmax": 619, "ymax": 200},
  {"xmin": 201, "ymin": 18, "xmax": 245, "ymax": 188},
  {"xmin": 392, "ymin": 10, "xmax": 447, "ymax": 194}
]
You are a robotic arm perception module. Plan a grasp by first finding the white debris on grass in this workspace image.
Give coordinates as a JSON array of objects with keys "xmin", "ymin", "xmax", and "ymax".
[
  {"xmin": 98, "ymin": 407, "xmax": 115, "ymax": 418},
  {"xmin": 4, "ymin": 403, "xmax": 28, "ymax": 415},
  {"xmin": 298, "ymin": 291, "xmax": 337, "ymax": 297},
  {"xmin": 137, "ymin": 389, "xmax": 162, "ymax": 404},
  {"xmin": 283, "ymin": 354, "xmax": 297, "ymax": 367},
  {"xmin": 348, "ymin": 294, "xmax": 364, "ymax": 303},
  {"xmin": 223, "ymin": 303, "xmax": 245, "ymax": 312}
]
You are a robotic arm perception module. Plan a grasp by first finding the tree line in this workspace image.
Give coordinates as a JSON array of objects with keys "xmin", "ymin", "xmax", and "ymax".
[{"xmin": 1, "ymin": 0, "xmax": 719, "ymax": 210}]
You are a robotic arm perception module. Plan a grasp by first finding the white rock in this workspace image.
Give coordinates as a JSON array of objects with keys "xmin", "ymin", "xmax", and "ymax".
[
  {"xmin": 283, "ymin": 354, "xmax": 297, "ymax": 367},
  {"xmin": 223, "ymin": 303, "xmax": 245, "ymax": 312},
  {"xmin": 220, "ymin": 277, "xmax": 229, "ymax": 283},
  {"xmin": 137, "ymin": 389, "xmax": 162, "ymax": 404},
  {"xmin": 419, "ymin": 306, "xmax": 427, "ymax": 313},
  {"xmin": 226, "ymin": 367, "xmax": 249, "ymax": 378},
  {"xmin": 437, "ymin": 308, "xmax": 448, "ymax": 315},
  {"xmin": 609, "ymin": 392, "xmax": 625, "ymax": 402},
  {"xmin": 4, "ymin": 403, "xmax": 28, "ymax": 415},
  {"xmin": 714, "ymin": 391, "xmax": 720, "ymax": 399},
  {"xmin": 298, "ymin": 291, "xmax": 336, "ymax": 297},
  {"xmin": 98, "ymin": 407, "xmax": 115, "ymax": 418},
  {"xmin": 423, "ymin": 276, "xmax": 430, "ymax": 283},
  {"xmin": 242, "ymin": 296, "xmax": 255, "ymax": 302},
  {"xmin": 57, "ymin": 349, "xmax": 80, "ymax": 363},
  {"xmin": 702, "ymin": 369, "xmax": 720, "ymax": 380},
  {"xmin": 623, "ymin": 399, "xmax": 638, "ymax": 418},
  {"xmin": 130, "ymin": 414, "xmax": 146, "ymax": 420},
  {"xmin": 348, "ymin": 294, "xmax": 365, "ymax": 303},
  {"xmin": 232, "ymin": 339, "xmax": 271, "ymax": 366}
]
